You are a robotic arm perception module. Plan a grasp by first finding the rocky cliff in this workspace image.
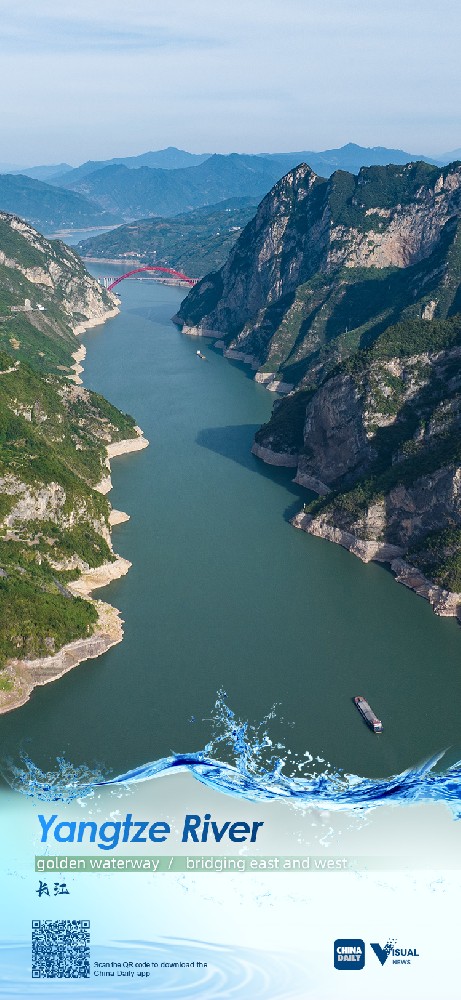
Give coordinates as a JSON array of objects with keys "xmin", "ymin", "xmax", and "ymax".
[
  {"xmin": 176, "ymin": 160, "xmax": 461, "ymax": 390},
  {"xmin": 177, "ymin": 160, "xmax": 461, "ymax": 613},
  {"xmin": 0, "ymin": 212, "xmax": 119, "ymax": 372}
]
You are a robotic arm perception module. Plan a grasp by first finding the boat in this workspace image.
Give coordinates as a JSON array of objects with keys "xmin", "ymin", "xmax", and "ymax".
[
  {"xmin": 354, "ymin": 696, "xmax": 383, "ymax": 733},
  {"xmin": 196, "ymin": 350, "xmax": 207, "ymax": 360}
]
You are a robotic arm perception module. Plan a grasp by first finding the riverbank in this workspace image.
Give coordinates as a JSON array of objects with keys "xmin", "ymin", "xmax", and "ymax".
[
  {"xmin": 173, "ymin": 322, "xmax": 295, "ymax": 395},
  {"xmin": 72, "ymin": 304, "xmax": 120, "ymax": 337},
  {"xmin": 0, "ymin": 426, "xmax": 149, "ymax": 716},
  {"xmin": 291, "ymin": 510, "xmax": 461, "ymax": 623},
  {"xmin": 95, "ymin": 427, "xmax": 149, "ymax": 495},
  {"xmin": 0, "ymin": 598, "xmax": 124, "ymax": 715}
]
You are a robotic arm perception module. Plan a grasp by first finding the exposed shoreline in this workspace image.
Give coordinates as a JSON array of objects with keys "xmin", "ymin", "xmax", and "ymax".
[
  {"xmin": 0, "ymin": 597, "xmax": 125, "ymax": 716},
  {"xmin": 69, "ymin": 344, "xmax": 86, "ymax": 384},
  {"xmin": 73, "ymin": 304, "xmax": 120, "ymax": 337},
  {"xmin": 0, "ymin": 301, "xmax": 149, "ymax": 714},
  {"xmin": 250, "ymin": 442, "xmax": 298, "ymax": 467},
  {"xmin": 291, "ymin": 510, "xmax": 461, "ymax": 623},
  {"xmin": 251, "ymin": 435, "xmax": 461, "ymax": 622},
  {"xmin": 95, "ymin": 427, "xmax": 149, "ymax": 495},
  {"xmin": 173, "ymin": 321, "xmax": 295, "ymax": 395}
]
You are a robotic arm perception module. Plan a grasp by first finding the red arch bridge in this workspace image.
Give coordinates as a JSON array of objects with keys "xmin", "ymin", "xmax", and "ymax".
[{"xmin": 102, "ymin": 266, "xmax": 198, "ymax": 291}]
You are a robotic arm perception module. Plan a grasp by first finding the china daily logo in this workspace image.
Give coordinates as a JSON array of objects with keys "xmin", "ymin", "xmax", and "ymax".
[
  {"xmin": 334, "ymin": 940, "xmax": 365, "ymax": 970},
  {"xmin": 370, "ymin": 939, "xmax": 420, "ymax": 966}
]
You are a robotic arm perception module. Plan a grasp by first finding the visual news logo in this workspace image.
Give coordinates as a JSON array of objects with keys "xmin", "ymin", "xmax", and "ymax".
[
  {"xmin": 334, "ymin": 939, "xmax": 365, "ymax": 970},
  {"xmin": 370, "ymin": 939, "xmax": 420, "ymax": 966}
]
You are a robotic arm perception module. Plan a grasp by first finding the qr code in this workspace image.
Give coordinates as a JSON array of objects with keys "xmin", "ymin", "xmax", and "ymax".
[{"xmin": 32, "ymin": 919, "xmax": 90, "ymax": 979}]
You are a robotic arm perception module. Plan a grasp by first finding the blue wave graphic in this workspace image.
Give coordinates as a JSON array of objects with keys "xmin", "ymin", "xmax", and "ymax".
[
  {"xmin": 0, "ymin": 939, "xmax": 308, "ymax": 998},
  {"xmin": 3, "ymin": 693, "xmax": 461, "ymax": 816}
]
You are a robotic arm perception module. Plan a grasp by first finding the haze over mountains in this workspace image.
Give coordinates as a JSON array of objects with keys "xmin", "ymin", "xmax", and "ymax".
[
  {"xmin": 0, "ymin": 174, "xmax": 119, "ymax": 234},
  {"xmin": 0, "ymin": 143, "xmax": 455, "ymax": 235},
  {"xmin": 59, "ymin": 154, "xmax": 287, "ymax": 221},
  {"xmin": 48, "ymin": 147, "xmax": 211, "ymax": 186},
  {"xmin": 9, "ymin": 163, "xmax": 73, "ymax": 182}
]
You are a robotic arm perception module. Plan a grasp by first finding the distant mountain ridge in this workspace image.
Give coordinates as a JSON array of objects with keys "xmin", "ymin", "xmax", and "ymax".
[
  {"xmin": 10, "ymin": 163, "xmax": 74, "ymax": 182},
  {"xmin": 264, "ymin": 141, "xmax": 441, "ymax": 176},
  {"xmin": 58, "ymin": 154, "xmax": 287, "ymax": 221},
  {"xmin": 49, "ymin": 145, "xmax": 446, "ymax": 224},
  {"xmin": 0, "ymin": 142, "xmax": 456, "ymax": 238},
  {"xmin": 0, "ymin": 174, "xmax": 119, "ymax": 233},
  {"xmin": 46, "ymin": 142, "xmax": 446, "ymax": 191},
  {"xmin": 49, "ymin": 147, "xmax": 211, "ymax": 187},
  {"xmin": 440, "ymin": 147, "xmax": 461, "ymax": 162}
]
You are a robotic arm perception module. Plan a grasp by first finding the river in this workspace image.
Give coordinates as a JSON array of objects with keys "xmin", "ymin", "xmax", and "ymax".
[{"xmin": 1, "ymin": 268, "xmax": 461, "ymax": 780}]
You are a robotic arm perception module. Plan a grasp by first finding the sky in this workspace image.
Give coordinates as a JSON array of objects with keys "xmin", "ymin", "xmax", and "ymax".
[{"xmin": 1, "ymin": 0, "xmax": 460, "ymax": 166}]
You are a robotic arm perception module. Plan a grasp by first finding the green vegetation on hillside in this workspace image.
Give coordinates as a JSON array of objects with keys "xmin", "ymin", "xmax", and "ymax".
[
  {"xmin": 0, "ymin": 213, "xmax": 138, "ymax": 688},
  {"xmin": 78, "ymin": 198, "xmax": 259, "ymax": 278},
  {"xmin": 408, "ymin": 527, "xmax": 461, "ymax": 592},
  {"xmin": 0, "ymin": 219, "xmax": 116, "ymax": 374},
  {"xmin": 329, "ymin": 162, "xmax": 438, "ymax": 231},
  {"xmin": 0, "ymin": 353, "xmax": 135, "ymax": 491},
  {"xmin": 0, "ymin": 537, "xmax": 98, "ymax": 667}
]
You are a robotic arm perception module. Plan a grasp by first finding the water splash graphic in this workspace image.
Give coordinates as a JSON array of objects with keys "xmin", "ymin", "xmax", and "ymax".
[{"xmin": 2, "ymin": 692, "xmax": 461, "ymax": 817}]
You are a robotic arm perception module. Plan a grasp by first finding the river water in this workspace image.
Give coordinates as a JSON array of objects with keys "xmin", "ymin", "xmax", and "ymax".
[{"xmin": 1, "ymin": 268, "xmax": 461, "ymax": 780}]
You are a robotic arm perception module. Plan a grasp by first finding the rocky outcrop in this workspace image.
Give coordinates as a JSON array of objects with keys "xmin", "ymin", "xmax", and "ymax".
[
  {"xmin": 95, "ymin": 427, "xmax": 149, "ymax": 493},
  {"xmin": 0, "ymin": 422, "xmax": 149, "ymax": 714},
  {"xmin": 291, "ymin": 509, "xmax": 403, "ymax": 563},
  {"xmin": 109, "ymin": 508, "xmax": 130, "ymax": 526},
  {"xmin": 0, "ymin": 211, "xmax": 119, "ymax": 338},
  {"xmin": 390, "ymin": 559, "xmax": 461, "ymax": 619},
  {"xmin": 66, "ymin": 556, "xmax": 131, "ymax": 598},
  {"xmin": 106, "ymin": 426, "xmax": 149, "ymax": 458},
  {"xmin": 175, "ymin": 158, "xmax": 461, "ymax": 615},
  {"xmin": 251, "ymin": 442, "xmax": 298, "ymax": 467},
  {"xmin": 293, "ymin": 357, "xmax": 461, "ymax": 591},
  {"xmin": 292, "ymin": 466, "xmax": 331, "ymax": 495}
]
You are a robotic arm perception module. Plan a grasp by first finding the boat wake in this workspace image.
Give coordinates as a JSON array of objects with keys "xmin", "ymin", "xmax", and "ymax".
[{"xmin": 2, "ymin": 692, "xmax": 461, "ymax": 817}]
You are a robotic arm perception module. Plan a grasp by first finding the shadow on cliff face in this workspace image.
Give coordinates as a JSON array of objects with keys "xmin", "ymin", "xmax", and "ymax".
[{"xmin": 196, "ymin": 424, "xmax": 310, "ymax": 522}]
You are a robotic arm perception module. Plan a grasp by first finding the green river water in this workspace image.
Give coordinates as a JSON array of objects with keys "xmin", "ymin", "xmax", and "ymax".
[{"xmin": 1, "ymin": 269, "xmax": 461, "ymax": 779}]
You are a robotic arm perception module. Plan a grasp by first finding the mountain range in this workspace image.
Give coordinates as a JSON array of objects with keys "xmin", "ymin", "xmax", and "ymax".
[
  {"xmin": 0, "ymin": 174, "xmax": 119, "ymax": 233},
  {"xmin": 0, "ymin": 143, "xmax": 453, "ymax": 236},
  {"xmin": 51, "ymin": 154, "xmax": 293, "ymax": 220}
]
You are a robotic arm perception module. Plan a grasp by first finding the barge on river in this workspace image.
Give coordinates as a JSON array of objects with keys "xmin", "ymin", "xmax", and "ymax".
[{"xmin": 354, "ymin": 696, "xmax": 383, "ymax": 733}]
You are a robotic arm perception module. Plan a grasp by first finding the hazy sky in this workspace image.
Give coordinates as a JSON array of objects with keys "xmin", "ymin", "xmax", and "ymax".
[{"xmin": 1, "ymin": 0, "xmax": 460, "ymax": 165}]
